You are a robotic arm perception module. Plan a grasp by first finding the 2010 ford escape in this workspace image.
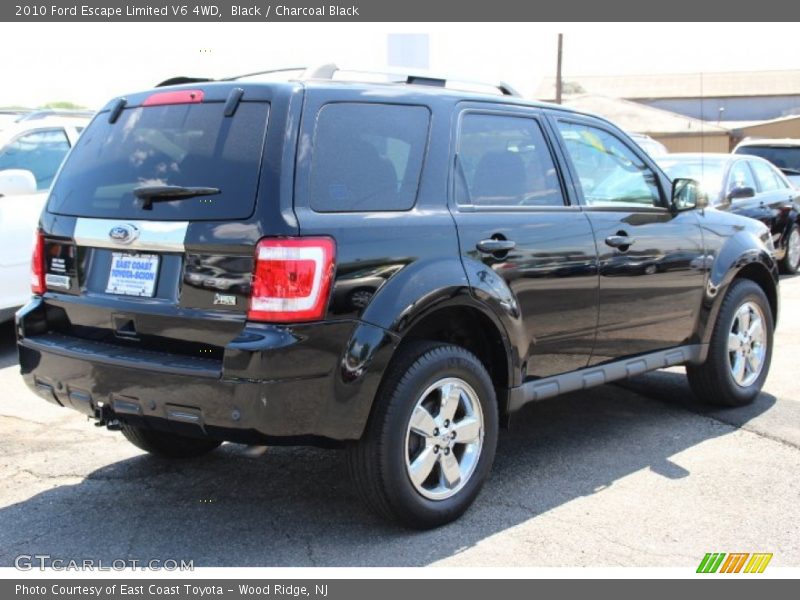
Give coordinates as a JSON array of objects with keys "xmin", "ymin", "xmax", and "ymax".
[{"xmin": 16, "ymin": 66, "xmax": 779, "ymax": 528}]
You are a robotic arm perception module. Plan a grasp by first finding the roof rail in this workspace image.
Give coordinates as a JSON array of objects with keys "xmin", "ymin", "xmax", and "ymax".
[
  {"xmin": 156, "ymin": 64, "xmax": 522, "ymax": 97},
  {"xmin": 295, "ymin": 63, "xmax": 521, "ymax": 97}
]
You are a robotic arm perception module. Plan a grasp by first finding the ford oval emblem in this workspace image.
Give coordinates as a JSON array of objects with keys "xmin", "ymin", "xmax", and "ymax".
[{"xmin": 109, "ymin": 223, "xmax": 139, "ymax": 245}]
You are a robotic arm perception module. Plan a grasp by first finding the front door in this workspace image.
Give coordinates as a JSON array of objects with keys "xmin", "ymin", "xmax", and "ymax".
[{"xmin": 551, "ymin": 117, "xmax": 706, "ymax": 364}]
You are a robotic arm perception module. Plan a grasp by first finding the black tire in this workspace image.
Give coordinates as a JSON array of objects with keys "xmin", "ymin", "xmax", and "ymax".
[
  {"xmin": 780, "ymin": 224, "xmax": 800, "ymax": 274},
  {"xmin": 121, "ymin": 424, "xmax": 222, "ymax": 458},
  {"xmin": 687, "ymin": 279, "xmax": 773, "ymax": 407},
  {"xmin": 347, "ymin": 341, "xmax": 498, "ymax": 529}
]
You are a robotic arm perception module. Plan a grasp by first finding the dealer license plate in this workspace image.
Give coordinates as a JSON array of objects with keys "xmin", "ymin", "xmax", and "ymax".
[{"xmin": 105, "ymin": 253, "xmax": 160, "ymax": 297}]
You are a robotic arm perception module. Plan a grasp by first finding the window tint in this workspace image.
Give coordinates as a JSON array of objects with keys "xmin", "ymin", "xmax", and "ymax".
[
  {"xmin": 309, "ymin": 103, "xmax": 429, "ymax": 212},
  {"xmin": 727, "ymin": 161, "xmax": 757, "ymax": 195},
  {"xmin": 0, "ymin": 128, "xmax": 71, "ymax": 190},
  {"xmin": 47, "ymin": 102, "xmax": 269, "ymax": 221},
  {"xmin": 557, "ymin": 121, "xmax": 662, "ymax": 208},
  {"xmin": 749, "ymin": 159, "xmax": 786, "ymax": 192},
  {"xmin": 455, "ymin": 113, "xmax": 564, "ymax": 207}
]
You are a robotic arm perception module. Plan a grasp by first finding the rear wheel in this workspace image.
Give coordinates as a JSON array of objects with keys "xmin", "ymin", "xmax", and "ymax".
[
  {"xmin": 121, "ymin": 424, "xmax": 222, "ymax": 458},
  {"xmin": 687, "ymin": 279, "xmax": 773, "ymax": 407},
  {"xmin": 780, "ymin": 224, "xmax": 800, "ymax": 274},
  {"xmin": 347, "ymin": 341, "xmax": 498, "ymax": 529}
]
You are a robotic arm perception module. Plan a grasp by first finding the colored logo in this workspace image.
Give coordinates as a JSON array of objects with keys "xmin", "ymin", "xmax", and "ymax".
[
  {"xmin": 109, "ymin": 223, "xmax": 139, "ymax": 245},
  {"xmin": 697, "ymin": 552, "xmax": 773, "ymax": 573}
]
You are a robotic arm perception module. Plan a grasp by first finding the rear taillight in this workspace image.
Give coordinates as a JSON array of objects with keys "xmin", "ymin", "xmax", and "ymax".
[
  {"xmin": 248, "ymin": 237, "xmax": 336, "ymax": 323},
  {"xmin": 30, "ymin": 230, "xmax": 45, "ymax": 295}
]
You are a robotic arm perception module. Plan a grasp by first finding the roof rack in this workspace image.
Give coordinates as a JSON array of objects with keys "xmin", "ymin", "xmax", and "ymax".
[{"xmin": 157, "ymin": 63, "xmax": 521, "ymax": 97}]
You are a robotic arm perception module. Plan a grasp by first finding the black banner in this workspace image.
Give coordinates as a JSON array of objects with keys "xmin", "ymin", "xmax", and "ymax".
[
  {"xmin": 4, "ymin": 579, "xmax": 799, "ymax": 600},
  {"xmin": 2, "ymin": 0, "xmax": 800, "ymax": 22}
]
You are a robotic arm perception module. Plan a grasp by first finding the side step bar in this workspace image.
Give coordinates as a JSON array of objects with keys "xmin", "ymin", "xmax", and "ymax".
[{"xmin": 507, "ymin": 344, "xmax": 707, "ymax": 412}]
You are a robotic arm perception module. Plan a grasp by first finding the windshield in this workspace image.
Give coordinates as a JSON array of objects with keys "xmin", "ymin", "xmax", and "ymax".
[
  {"xmin": 735, "ymin": 145, "xmax": 800, "ymax": 173},
  {"xmin": 659, "ymin": 158, "xmax": 725, "ymax": 200},
  {"xmin": 47, "ymin": 101, "xmax": 269, "ymax": 221}
]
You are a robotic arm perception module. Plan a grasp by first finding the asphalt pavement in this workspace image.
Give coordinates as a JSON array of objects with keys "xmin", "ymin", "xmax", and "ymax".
[{"xmin": 0, "ymin": 278, "xmax": 799, "ymax": 567}]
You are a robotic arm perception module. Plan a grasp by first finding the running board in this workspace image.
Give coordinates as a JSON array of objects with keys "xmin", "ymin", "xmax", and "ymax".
[{"xmin": 507, "ymin": 344, "xmax": 707, "ymax": 412}]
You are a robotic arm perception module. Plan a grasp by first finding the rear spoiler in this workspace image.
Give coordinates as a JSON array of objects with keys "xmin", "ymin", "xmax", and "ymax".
[{"xmin": 156, "ymin": 76, "xmax": 214, "ymax": 87}]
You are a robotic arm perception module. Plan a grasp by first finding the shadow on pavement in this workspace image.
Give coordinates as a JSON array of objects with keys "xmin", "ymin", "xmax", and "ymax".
[{"xmin": 0, "ymin": 368, "xmax": 777, "ymax": 566}]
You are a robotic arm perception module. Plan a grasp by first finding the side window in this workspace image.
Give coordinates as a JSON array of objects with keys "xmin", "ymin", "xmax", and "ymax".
[
  {"xmin": 309, "ymin": 103, "xmax": 430, "ymax": 212},
  {"xmin": 727, "ymin": 161, "xmax": 757, "ymax": 194},
  {"xmin": 456, "ymin": 113, "xmax": 564, "ymax": 207},
  {"xmin": 556, "ymin": 121, "xmax": 662, "ymax": 208},
  {"xmin": 0, "ymin": 128, "xmax": 71, "ymax": 190},
  {"xmin": 749, "ymin": 160, "xmax": 786, "ymax": 192}
]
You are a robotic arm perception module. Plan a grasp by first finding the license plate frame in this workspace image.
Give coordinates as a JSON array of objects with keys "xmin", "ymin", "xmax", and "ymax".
[{"xmin": 105, "ymin": 252, "xmax": 160, "ymax": 297}]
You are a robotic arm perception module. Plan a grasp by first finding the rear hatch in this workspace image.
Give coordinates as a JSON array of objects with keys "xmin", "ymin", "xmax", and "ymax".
[{"xmin": 32, "ymin": 84, "xmax": 283, "ymax": 369}]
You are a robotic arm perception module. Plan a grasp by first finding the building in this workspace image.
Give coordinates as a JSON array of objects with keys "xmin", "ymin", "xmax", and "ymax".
[
  {"xmin": 559, "ymin": 95, "xmax": 731, "ymax": 153},
  {"xmin": 537, "ymin": 70, "xmax": 800, "ymax": 122}
]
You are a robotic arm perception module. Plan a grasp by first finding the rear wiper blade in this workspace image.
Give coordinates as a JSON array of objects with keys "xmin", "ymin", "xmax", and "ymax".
[
  {"xmin": 133, "ymin": 185, "xmax": 220, "ymax": 210},
  {"xmin": 780, "ymin": 167, "xmax": 800, "ymax": 176}
]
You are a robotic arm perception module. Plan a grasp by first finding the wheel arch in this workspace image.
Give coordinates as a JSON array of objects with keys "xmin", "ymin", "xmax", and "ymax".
[{"xmin": 699, "ymin": 244, "xmax": 779, "ymax": 347}]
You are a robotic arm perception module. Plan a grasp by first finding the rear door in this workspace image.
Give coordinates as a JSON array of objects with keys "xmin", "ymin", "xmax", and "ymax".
[
  {"xmin": 450, "ymin": 104, "xmax": 599, "ymax": 380},
  {"xmin": 34, "ymin": 84, "xmax": 294, "ymax": 363},
  {"xmin": 550, "ymin": 115, "xmax": 706, "ymax": 364}
]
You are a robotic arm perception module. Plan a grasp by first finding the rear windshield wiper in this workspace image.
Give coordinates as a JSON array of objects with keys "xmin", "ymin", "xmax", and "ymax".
[
  {"xmin": 779, "ymin": 167, "xmax": 800, "ymax": 176},
  {"xmin": 133, "ymin": 185, "xmax": 221, "ymax": 210}
]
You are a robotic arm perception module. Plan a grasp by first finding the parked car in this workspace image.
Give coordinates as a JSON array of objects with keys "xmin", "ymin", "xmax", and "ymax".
[
  {"xmin": 733, "ymin": 138, "xmax": 800, "ymax": 188},
  {"xmin": 0, "ymin": 113, "xmax": 92, "ymax": 321},
  {"xmin": 628, "ymin": 132, "xmax": 668, "ymax": 158},
  {"xmin": 17, "ymin": 66, "xmax": 778, "ymax": 528},
  {"xmin": 658, "ymin": 153, "xmax": 800, "ymax": 274}
]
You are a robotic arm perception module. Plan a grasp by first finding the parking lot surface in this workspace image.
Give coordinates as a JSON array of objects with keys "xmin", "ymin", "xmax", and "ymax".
[{"xmin": 1, "ymin": 279, "xmax": 799, "ymax": 568}]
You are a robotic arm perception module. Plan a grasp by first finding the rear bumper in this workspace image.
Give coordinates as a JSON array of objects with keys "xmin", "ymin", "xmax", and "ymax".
[{"xmin": 16, "ymin": 299, "xmax": 398, "ymax": 443}]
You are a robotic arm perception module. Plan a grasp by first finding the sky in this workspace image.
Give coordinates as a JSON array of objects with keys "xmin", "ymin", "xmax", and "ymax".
[{"xmin": 1, "ymin": 22, "xmax": 799, "ymax": 108}]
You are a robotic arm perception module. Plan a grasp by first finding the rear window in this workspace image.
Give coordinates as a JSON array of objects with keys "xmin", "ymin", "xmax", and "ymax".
[
  {"xmin": 47, "ymin": 101, "xmax": 269, "ymax": 221},
  {"xmin": 309, "ymin": 103, "xmax": 430, "ymax": 212},
  {"xmin": 735, "ymin": 145, "xmax": 800, "ymax": 173}
]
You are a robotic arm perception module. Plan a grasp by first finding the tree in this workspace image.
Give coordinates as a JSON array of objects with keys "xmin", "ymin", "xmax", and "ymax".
[{"xmin": 39, "ymin": 101, "xmax": 86, "ymax": 110}]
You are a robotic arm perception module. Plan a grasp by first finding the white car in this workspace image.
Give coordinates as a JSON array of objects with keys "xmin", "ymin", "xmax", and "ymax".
[
  {"xmin": 0, "ymin": 112, "xmax": 92, "ymax": 321},
  {"xmin": 628, "ymin": 132, "xmax": 668, "ymax": 158}
]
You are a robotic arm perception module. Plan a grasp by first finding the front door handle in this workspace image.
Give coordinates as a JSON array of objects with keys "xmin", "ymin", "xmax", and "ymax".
[
  {"xmin": 605, "ymin": 235, "xmax": 636, "ymax": 249},
  {"xmin": 477, "ymin": 239, "xmax": 516, "ymax": 254}
]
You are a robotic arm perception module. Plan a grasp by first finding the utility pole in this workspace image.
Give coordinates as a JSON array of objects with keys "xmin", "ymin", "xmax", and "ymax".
[{"xmin": 555, "ymin": 33, "xmax": 563, "ymax": 104}]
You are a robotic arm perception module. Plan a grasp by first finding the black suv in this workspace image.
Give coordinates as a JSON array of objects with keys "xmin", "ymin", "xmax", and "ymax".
[{"xmin": 16, "ymin": 67, "xmax": 779, "ymax": 528}]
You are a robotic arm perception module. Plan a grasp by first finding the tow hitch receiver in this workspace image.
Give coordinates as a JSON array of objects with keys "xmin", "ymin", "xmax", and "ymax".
[{"xmin": 93, "ymin": 402, "xmax": 122, "ymax": 431}]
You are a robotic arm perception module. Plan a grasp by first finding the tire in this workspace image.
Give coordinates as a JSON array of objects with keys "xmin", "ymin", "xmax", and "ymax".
[
  {"xmin": 780, "ymin": 224, "xmax": 800, "ymax": 274},
  {"xmin": 121, "ymin": 424, "xmax": 222, "ymax": 458},
  {"xmin": 347, "ymin": 341, "xmax": 498, "ymax": 529},
  {"xmin": 687, "ymin": 279, "xmax": 773, "ymax": 407}
]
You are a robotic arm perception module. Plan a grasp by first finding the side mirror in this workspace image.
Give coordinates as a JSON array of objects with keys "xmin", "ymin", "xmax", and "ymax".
[
  {"xmin": 0, "ymin": 169, "xmax": 37, "ymax": 197},
  {"xmin": 727, "ymin": 186, "xmax": 756, "ymax": 201},
  {"xmin": 671, "ymin": 177, "xmax": 706, "ymax": 211}
]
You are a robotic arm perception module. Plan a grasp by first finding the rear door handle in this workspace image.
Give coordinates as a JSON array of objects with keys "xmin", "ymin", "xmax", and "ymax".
[
  {"xmin": 605, "ymin": 235, "xmax": 635, "ymax": 249},
  {"xmin": 477, "ymin": 239, "xmax": 516, "ymax": 254}
]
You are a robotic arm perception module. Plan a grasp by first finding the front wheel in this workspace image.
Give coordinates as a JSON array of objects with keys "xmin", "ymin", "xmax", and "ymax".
[
  {"xmin": 347, "ymin": 342, "xmax": 498, "ymax": 529},
  {"xmin": 687, "ymin": 279, "xmax": 773, "ymax": 407},
  {"xmin": 780, "ymin": 224, "xmax": 800, "ymax": 274}
]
